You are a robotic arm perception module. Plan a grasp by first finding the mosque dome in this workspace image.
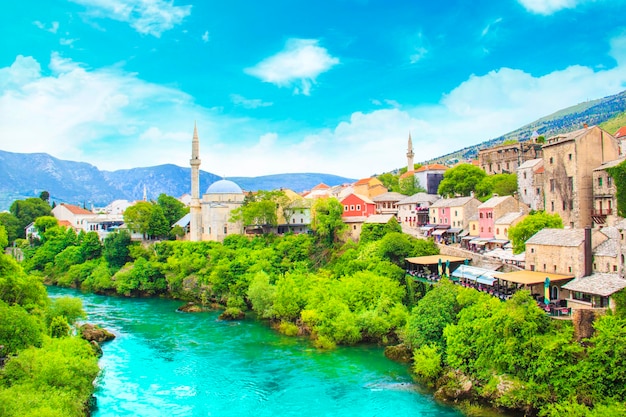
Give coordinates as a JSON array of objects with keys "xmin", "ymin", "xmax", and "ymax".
[{"xmin": 206, "ymin": 179, "xmax": 243, "ymax": 194}]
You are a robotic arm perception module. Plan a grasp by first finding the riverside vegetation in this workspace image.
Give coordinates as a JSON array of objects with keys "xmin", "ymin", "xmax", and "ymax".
[{"xmin": 3, "ymin": 197, "xmax": 626, "ymax": 416}]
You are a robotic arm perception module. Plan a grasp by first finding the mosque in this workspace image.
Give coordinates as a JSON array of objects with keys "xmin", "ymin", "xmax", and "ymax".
[{"xmin": 189, "ymin": 124, "xmax": 245, "ymax": 242}]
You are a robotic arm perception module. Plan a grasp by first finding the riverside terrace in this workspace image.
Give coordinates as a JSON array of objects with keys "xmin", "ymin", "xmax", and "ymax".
[{"xmin": 405, "ymin": 256, "xmax": 575, "ymax": 317}]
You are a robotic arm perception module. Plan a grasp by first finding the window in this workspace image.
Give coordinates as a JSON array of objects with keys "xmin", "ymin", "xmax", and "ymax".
[
  {"xmin": 554, "ymin": 265, "xmax": 557, "ymax": 272},
  {"xmin": 523, "ymin": 172, "xmax": 527, "ymax": 179},
  {"xmin": 292, "ymin": 218, "xmax": 295, "ymax": 223},
  {"xmin": 599, "ymin": 177, "xmax": 603, "ymax": 187},
  {"xmin": 551, "ymin": 201, "xmax": 554, "ymax": 211},
  {"xmin": 570, "ymin": 200, "xmax": 574, "ymax": 210},
  {"xmin": 568, "ymin": 153, "xmax": 572, "ymax": 161},
  {"xmin": 536, "ymin": 187, "xmax": 540, "ymax": 194},
  {"xmin": 531, "ymin": 248, "xmax": 535, "ymax": 253},
  {"xmin": 488, "ymin": 227, "xmax": 492, "ymax": 233},
  {"xmin": 224, "ymin": 226, "xmax": 228, "ymax": 234},
  {"xmin": 608, "ymin": 176, "xmax": 613, "ymax": 187},
  {"xmin": 504, "ymin": 228, "xmax": 507, "ymax": 235},
  {"xmin": 480, "ymin": 212, "xmax": 483, "ymax": 218},
  {"xmin": 568, "ymin": 177, "xmax": 573, "ymax": 192},
  {"xmin": 614, "ymin": 265, "xmax": 618, "ymax": 272},
  {"xmin": 350, "ymin": 205, "xmax": 355, "ymax": 211},
  {"xmin": 530, "ymin": 264, "xmax": 535, "ymax": 271},
  {"xmin": 550, "ymin": 157, "xmax": 554, "ymax": 164},
  {"xmin": 455, "ymin": 210, "xmax": 458, "ymax": 216},
  {"xmin": 562, "ymin": 201, "xmax": 566, "ymax": 211},
  {"xmin": 344, "ymin": 205, "xmax": 348, "ymax": 211},
  {"xmin": 356, "ymin": 204, "xmax": 361, "ymax": 211},
  {"xmin": 353, "ymin": 225, "xmax": 356, "ymax": 230},
  {"xmin": 569, "ymin": 266, "xmax": 572, "ymax": 273},
  {"xmin": 550, "ymin": 179, "xmax": 555, "ymax": 192},
  {"xmin": 524, "ymin": 189, "xmax": 527, "ymax": 195},
  {"xmin": 472, "ymin": 224, "xmax": 476, "ymax": 230},
  {"xmin": 496, "ymin": 228, "xmax": 500, "ymax": 234},
  {"xmin": 573, "ymin": 292, "xmax": 592, "ymax": 303},
  {"xmin": 543, "ymin": 264, "xmax": 546, "ymax": 270},
  {"xmin": 480, "ymin": 227, "xmax": 484, "ymax": 232}
]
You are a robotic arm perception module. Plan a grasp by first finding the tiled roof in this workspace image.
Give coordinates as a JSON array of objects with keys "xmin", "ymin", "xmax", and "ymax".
[
  {"xmin": 594, "ymin": 236, "xmax": 619, "ymax": 258},
  {"xmin": 562, "ymin": 273, "xmax": 626, "ymax": 297},
  {"xmin": 58, "ymin": 220, "xmax": 73, "ymax": 227},
  {"xmin": 615, "ymin": 126, "xmax": 626, "ymax": 138},
  {"xmin": 535, "ymin": 166, "xmax": 545, "ymax": 174},
  {"xmin": 495, "ymin": 211, "xmax": 525, "ymax": 225},
  {"xmin": 416, "ymin": 163, "xmax": 448, "ymax": 172},
  {"xmin": 400, "ymin": 170, "xmax": 415, "ymax": 179},
  {"xmin": 526, "ymin": 228, "xmax": 585, "ymax": 247},
  {"xmin": 341, "ymin": 193, "xmax": 375, "ymax": 205},
  {"xmin": 430, "ymin": 196, "xmax": 476, "ymax": 208},
  {"xmin": 594, "ymin": 157, "xmax": 626, "ymax": 171},
  {"xmin": 372, "ymin": 192, "xmax": 406, "ymax": 202},
  {"xmin": 478, "ymin": 195, "xmax": 513, "ymax": 209},
  {"xmin": 518, "ymin": 158, "xmax": 542, "ymax": 170},
  {"xmin": 364, "ymin": 214, "xmax": 396, "ymax": 224},
  {"xmin": 60, "ymin": 204, "xmax": 93, "ymax": 215},
  {"xmin": 354, "ymin": 178, "xmax": 372, "ymax": 186},
  {"xmin": 312, "ymin": 183, "xmax": 330, "ymax": 190},
  {"xmin": 543, "ymin": 126, "xmax": 596, "ymax": 148},
  {"xmin": 397, "ymin": 193, "xmax": 440, "ymax": 205}
]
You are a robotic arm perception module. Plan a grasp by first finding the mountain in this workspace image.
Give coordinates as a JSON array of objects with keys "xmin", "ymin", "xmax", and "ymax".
[
  {"xmin": 425, "ymin": 89, "xmax": 626, "ymax": 164},
  {"xmin": 0, "ymin": 151, "xmax": 355, "ymax": 211}
]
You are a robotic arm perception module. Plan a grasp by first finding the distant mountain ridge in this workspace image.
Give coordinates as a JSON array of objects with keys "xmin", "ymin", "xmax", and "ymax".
[
  {"xmin": 0, "ymin": 150, "xmax": 354, "ymax": 211},
  {"xmin": 425, "ymin": 89, "xmax": 626, "ymax": 164}
]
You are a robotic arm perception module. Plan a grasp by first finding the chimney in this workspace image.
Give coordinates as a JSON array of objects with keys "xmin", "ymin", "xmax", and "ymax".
[{"xmin": 584, "ymin": 227, "xmax": 592, "ymax": 277}]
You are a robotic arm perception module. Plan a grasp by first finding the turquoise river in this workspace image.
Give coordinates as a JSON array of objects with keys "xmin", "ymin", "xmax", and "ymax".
[{"xmin": 49, "ymin": 286, "xmax": 465, "ymax": 417}]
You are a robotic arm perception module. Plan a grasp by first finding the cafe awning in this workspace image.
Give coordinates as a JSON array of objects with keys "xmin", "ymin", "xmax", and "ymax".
[
  {"xmin": 452, "ymin": 265, "xmax": 498, "ymax": 286},
  {"xmin": 470, "ymin": 238, "xmax": 491, "ymax": 246},
  {"xmin": 432, "ymin": 229, "xmax": 447, "ymax": 236},
  {"xmin": 406, "ymin": 255, "xmax": 468, "ymax": 265},
  {"xmin": 447, "ymin": 228, "xmax": 463, "ymax": 234},
  {"xmin": 493, "ymin": 270, "xmax": 574, "ymax": 285}
]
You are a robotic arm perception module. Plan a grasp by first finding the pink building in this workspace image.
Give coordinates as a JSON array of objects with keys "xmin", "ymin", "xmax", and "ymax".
[{"xmin": 478, "ymin": 195, "xmax": 529, "ymax": 239}]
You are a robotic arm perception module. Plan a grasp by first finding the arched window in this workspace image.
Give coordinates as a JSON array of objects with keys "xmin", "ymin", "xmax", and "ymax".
[{"xmin": 551, "ymin": 286, "xmax": 558, "ymax": 300}]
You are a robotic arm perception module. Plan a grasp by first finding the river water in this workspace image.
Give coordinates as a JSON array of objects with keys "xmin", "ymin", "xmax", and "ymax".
[{"xmin": 48, "ymin": 287, "xmax": 463, "ymax": 417}]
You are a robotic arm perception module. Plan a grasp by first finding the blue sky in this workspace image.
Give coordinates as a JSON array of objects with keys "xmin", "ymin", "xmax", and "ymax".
[{"xmin": 1, "ymin": 0, "xmax": 626, "ymax": 178}]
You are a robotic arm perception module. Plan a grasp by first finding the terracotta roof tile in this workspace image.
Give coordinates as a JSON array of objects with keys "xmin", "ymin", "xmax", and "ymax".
[
  {"xmin": 311, "ymin": 183, "xmax": 330, "ymax": 190},
  {"xmin": 61, "ymin": 204, "xmax": 93, "ymax": 215},
  {"xmin": 615, "ymin": 126, "xmax": 626, "ymax": 138},
  {"xmin": 415, "ymin": 164, "xmax": 448, "ymax": 172},
  {"xmin": 400, "ymin": 170, "xmax": 415, "ymax": 179},
  {"xmin": 354, "ymin": 178, "xmax": 371, "ymax": 186}
]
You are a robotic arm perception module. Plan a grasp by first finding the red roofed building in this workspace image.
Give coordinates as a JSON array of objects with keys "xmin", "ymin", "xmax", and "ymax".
[
  {"xmin": 304, "ymin": 183, "xmax": 332, "ymax": 199},
  {"xmin": 52, "ymin": 203, "xmax": 94, "ymax": 229},
  {"xmin": 341, "ymin": 193, "xmax": 376, "ymax": 218},
  {"xmin": 353, "ymin": 177, "xmax": 387, "ymax": 199},
  {"xmin": 414, "ymin": 164, "xmax": 448, "ymax": 195},
  {"xmin": 615, "ymin": 126, "xmax": 626, "ymax": 139}
]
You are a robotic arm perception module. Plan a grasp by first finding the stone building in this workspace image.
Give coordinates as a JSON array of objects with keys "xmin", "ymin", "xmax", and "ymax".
[
  {"xmin": 517, "ymin": 158, "xmax": 544, "ymax": 211},
  {"xmin": 189, "ymin": 125, "xmax": 244, "ymax": 242},
  {"xmin": 541, "ymin": 126, "xmax": 620, "ymax": 229},
  {"xmin": 478, "ymin": 140, "xmax": 543, "ymax": 175},
  {"xmin": 429, "ymin": 196, "xmax": 481, "ymax": 230},
  {"xmin": 397, "ymin": 192, "xmax": 439, "ymax": 227},
  {"xmin": 477, "ymin": 195, "xmax": 529, "ymax": 239},
  {"xmin": 372, "ymin": 191, "xmax": 405, "ymax": 216},
  {"xmin": 591, "ymin": 157, "xmax": 624, "ymax": 226}
]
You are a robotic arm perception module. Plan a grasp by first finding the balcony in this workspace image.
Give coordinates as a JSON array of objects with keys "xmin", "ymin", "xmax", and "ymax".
[{"xmin": 591, "ymin": 208, "xmax": 612, "ymax": 225}]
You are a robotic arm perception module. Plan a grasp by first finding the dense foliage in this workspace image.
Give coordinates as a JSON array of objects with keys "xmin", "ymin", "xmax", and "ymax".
[
  {"xmin": 403, "ymin": 282, "xmax": 626, "ymax": 416},
  {"xmin": 0, "ymin": 249, "xmax": 99, "ymax": 417},
  {"xmin": 437, "ymin": 164, "xmax": 487, "ymax": 197},
  {"xmin": 508, "ymin": 211, "xmax": 563, "ymax": 254},
  {"xmin": 606, "ymin": 160, "xmax": 626, "ymax": 218}
]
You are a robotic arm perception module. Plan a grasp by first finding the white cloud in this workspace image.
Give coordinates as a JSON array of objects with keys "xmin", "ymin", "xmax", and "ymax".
[
  {"xmin": 230, "ymin": 94, "xmax": 273, "ymax": 109},
  {"xmin": 517, "ymin": 0, "xmax": 580, "ymax": 15},
  {"xmin": 481, "ymin": 17, "xmax": 503, "ymax": 37},
  {"xmin": 60, "ymin": 38, "xmax": 79, "ymax": 46},
  {"xmin": 408, "ymin": 31, "xmax": 429, "ymax": 64},
  {"xmin": 34, "ymin": 20, "xmax": 60, "ymax": 33},
  {"xmin": 245, "ymin": 38, "xmax": 339, "ymax": 96},
  {"xmin": 202, "ymin": 30, "xmax": 209, "ymax": 43},
  {"xmin": 70, "ymin": 0, "xmax": 191, "ymax": 37},
  {"xmin": 2, "ymin": 31, "xmax": 626, "ymax": 180}
]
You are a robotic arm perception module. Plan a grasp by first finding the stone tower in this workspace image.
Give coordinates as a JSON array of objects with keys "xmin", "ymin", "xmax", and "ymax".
[
  {"xmin": 189, "ymin": 123, "xmax": 202, "ymax": 241},
  {"xmin": 407, "ymin": 132, "xmax": 414, "ymax": 172}
]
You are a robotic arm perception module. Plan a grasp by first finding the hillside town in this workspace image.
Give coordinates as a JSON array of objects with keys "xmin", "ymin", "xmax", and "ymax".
[{"xmin": 26, "ymin": 122, "xmax": 626, "ymax": 321}]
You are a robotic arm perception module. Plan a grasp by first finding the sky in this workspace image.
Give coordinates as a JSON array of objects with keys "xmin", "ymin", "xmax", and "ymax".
[{"xmin": 1, "ymin": 0, "xmax": 626, "ymax": 179}]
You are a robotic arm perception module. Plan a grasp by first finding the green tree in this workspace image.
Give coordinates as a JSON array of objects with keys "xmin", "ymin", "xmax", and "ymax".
[
  {"xmin": 157, "ymin": 193, "xmax": 188, "ymax": 228},
  {"xmin": 437, "ymin": 164, "xmax": 487, "ymax": 197},
  {"xmin": 0, "ymin": 301, "xmax": 44, "ymax": 355},
  {"xmin": 399, "ymin": 175, "xmax": 426, "ymax": 195},
  {"xmin": 0, "ymin": 225, "xmax": 7, "ymax": 250},
  {"xmin": 34, "ymin": 216, "xmax": 59, "ymax": 239},
  {"xmin": 475, "ymin": 173, "xmax": 518, "ymax": 200},
  {"xmin": 311, "ymin": 198, "xmax": 346, "ymax": 248},
  {"xmin": 230, "ymin": 190, "xmax": 288, "ymax": 229},
  {"xmin": 123, "ymin": 201, "xmax": 153, "ymax": 238},
  {"xmin": 148, "ymin": 205, "xmax": 170, "ymax": 239},
  {"xmin": 39, "ymin": 190, "xmax": 50, "ymax": 203},
  {"xmin": 378, "ymin": 173, "xmax": 399, "ymax": 192},
  {"xmin": 508, "ymin": 211, "xmax": 563, "ymax": 254},
  {"xmin": 103, "ymin": 230, "xmax": 132, "ymax": 270},
  {"xmin": 9, "ymin": 198, "xmax": 52, "ymax": 238},
  {"xmin": 0, "ymin": 213, "xmax": 21, "ymax": 243}
]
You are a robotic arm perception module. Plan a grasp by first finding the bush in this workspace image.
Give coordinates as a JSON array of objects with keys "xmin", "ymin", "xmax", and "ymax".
[{"xmin": 412, "ymin": 344, "xmax": 442, "ymax": 385}]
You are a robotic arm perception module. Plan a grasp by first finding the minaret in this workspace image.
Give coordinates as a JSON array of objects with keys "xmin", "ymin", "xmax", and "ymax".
[
  {"xmin": 407, "ymin": 132, "xmax": 415, "ymax": 171},
  {"xmin": 189, "ymin": 123, "xmax": 202, "ymax": 241}
]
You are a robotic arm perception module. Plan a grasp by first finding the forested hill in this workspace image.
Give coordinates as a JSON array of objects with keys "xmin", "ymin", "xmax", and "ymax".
[
  {"xmin": 0, "ymin": 150, "xmax": 354, "ymax": 211},
  {"xmin": 426, "ymin": 89, "xmax": 626, "ymax": 164}
]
